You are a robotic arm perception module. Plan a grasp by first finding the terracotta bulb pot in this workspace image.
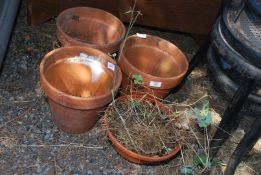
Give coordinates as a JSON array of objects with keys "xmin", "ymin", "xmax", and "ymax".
[
  {"xmin": 104, "ymin": 95, "xmax": 182, "ymax": 164},
  {"xmin": 56, "ymin": 7, "xmax": 126, "ymax": 53},
  {"xmin": 119, "ymin": 34, "xmax": 189, "ymax": 99},
  {"xmin": 40, "ymin": 46, "xmax": 122, "ymax": 134}
]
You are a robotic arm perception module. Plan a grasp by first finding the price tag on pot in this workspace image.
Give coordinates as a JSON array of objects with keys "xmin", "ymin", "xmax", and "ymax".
[
  {"xmin": 149, "ymin": 81, "xmax": 162, "ymax": 87},
  {"xmin": 136, "ymin": 33, "xmax": 147, "ymax": 38},
  {"xmin": 107, "ymin": 62, "xmax": 115, "ymax": 71}
]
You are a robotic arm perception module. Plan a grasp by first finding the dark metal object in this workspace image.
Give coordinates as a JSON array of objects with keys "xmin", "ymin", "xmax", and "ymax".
[
  {"xmin": 207, "ymin": 46, "xmax": 261, "ymax": 113},
  {"xmin": 0, "ymin": 0, "xmax": 20, "ymax": 69},
  {"xmin": 167, "ymin": 1, "xmax": 260, "ymax": 173},
  {"xmin": 231, "ymin": 0, "xmax": 244, "ymax": 9},
  {"xmin": 222, "ymin": 2, "xmax": 261, "ymax": 68},
  {"xmin": 211, "ymin": 18, "xmax": 261, "ymax": 83},
  {"xmin": 209, "ymin": 78, "xmax": 256, "ymax": 159},
  {"xmin": 230, "ymin": 0, "xmax": 245, "ymax": 22},
  {"xmin": 224, "ymin": 116, "xmax": 261, "ymax": 175},
  {"xmin": 246, "ymin": 0, "xmax": 261, "ymax": 16},
  {"xmin": 207, "ymin": 1, "xmax": 261, "ymax": 174}
]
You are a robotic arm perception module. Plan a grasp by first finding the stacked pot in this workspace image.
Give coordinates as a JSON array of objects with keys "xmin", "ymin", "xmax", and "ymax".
[{"xmin": 207, "ymin": 0, "xmax": 261, "ymax": 115}]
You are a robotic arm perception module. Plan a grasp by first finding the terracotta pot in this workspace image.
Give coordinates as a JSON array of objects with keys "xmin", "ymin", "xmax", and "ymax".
[
  {"xmin": 56, "ymin": 7, "xmax": 126, "ymax": 53},
  {"xmin": 119, "ymin": 34, "xmax": 189, "ymax": 99},
  {"xmin": 104, "ymin": 95, "xmax": 182, "ymax": 164},
  {"xmin": 40, "ymin": 46, "xmax": 122, "ymax": 134}
]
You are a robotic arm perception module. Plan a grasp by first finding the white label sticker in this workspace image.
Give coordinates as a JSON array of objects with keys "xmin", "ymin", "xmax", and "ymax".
[
  {"xmin": 136, "ymin": 33, "xmax": 147, "ymax": 38},
  {"xmin": 107, "ymin": 62, "xmax": 115, "ymax": 71},
  {"xmin": 149, "ymin": 81, "xmax": 162, "ymax": 87}
]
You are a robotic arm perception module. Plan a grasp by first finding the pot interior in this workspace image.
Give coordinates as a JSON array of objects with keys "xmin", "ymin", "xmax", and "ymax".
[
  {"xmin": 124, "ymin": 46, "xmax": 182, "ymax": 78},
  {"xmin": 60, "ymin": 12, "xmax": 124, "ymax": 45},
  {"xmin": 45, "ymin": 56, "xmax": 113, "ymax": 97}
]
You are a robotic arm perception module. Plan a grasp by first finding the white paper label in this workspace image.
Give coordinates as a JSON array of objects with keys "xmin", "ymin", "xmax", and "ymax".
[
  {"xmin": 149, "ymin": 81, "xmax": 162, "ymax": 87},
  {"xmin": 136, "ymin": 33, "xmax": 147, "ymax": 38},
  {"xmin": 107, "ymin": 62, "xmax": 115, "ymax": 71}
]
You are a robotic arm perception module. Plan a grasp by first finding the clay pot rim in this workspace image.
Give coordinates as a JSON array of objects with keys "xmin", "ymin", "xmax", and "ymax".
[
  {"xmin": 56, "ymin": 6, "xmax": 126, "ymax": 51},
  {"xmin": 40, "ymin": 46, "xmax": 122, "ymax": 108},
  {"xmin": 104, "ymin": 94, "xmax": 182, "ymax": 163},
  {"xmin": 121, "ymin": 34, "xmax": 189, "ymax": 81}
]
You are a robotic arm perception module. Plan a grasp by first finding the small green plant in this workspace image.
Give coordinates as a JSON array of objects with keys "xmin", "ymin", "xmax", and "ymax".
[
  {"xmin": 193, "ymin": 99, "xmax": 212, "ymax": 128},
  {"xmin": 108, "ymin": 53, "xmax": 117, "ymax": 59},
  {"xmin": 172, "ymin": 111, "xmax": 179, "ymax": 119},
  {"xmin": 131, "ymin": 100, "xmax": 141, "ymax": 109},
  {"xmin": 180, "ymin": 165, "xmax": 195, "ymax": 175},
  {"xmin": 132, "ymin": 74, "xmax": 143, "ymax": 85},
  {"xmin": 194, "ymin": 155, "xmax": 211, "ymax": 168}
]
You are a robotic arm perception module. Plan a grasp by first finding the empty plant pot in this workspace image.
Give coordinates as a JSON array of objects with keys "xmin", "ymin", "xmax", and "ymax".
[
  {"xmin": 40, "ymin": 46, "xmax": 122, "ymax": 134},
  {"xmin": 56, "ymin": 7, "xmax": 126, "ymax": 53},
  {"xmin": 104, "ymin": 95, "xmax": 183, "ymax": 164},
  {"xmin": 119, "ymin": 34, "xmax": 188, "ymax": 99}
]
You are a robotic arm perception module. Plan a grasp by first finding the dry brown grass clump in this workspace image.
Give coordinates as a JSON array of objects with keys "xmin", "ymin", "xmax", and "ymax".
[{"xmin": 107, "ymin": 95, "xmax": 182, "ymax": 156}]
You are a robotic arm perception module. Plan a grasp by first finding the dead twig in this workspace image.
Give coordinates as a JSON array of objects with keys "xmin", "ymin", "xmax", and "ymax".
[{"xmin": 14, "ymin": 144, "xmax": 103, "ymax": 149}]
